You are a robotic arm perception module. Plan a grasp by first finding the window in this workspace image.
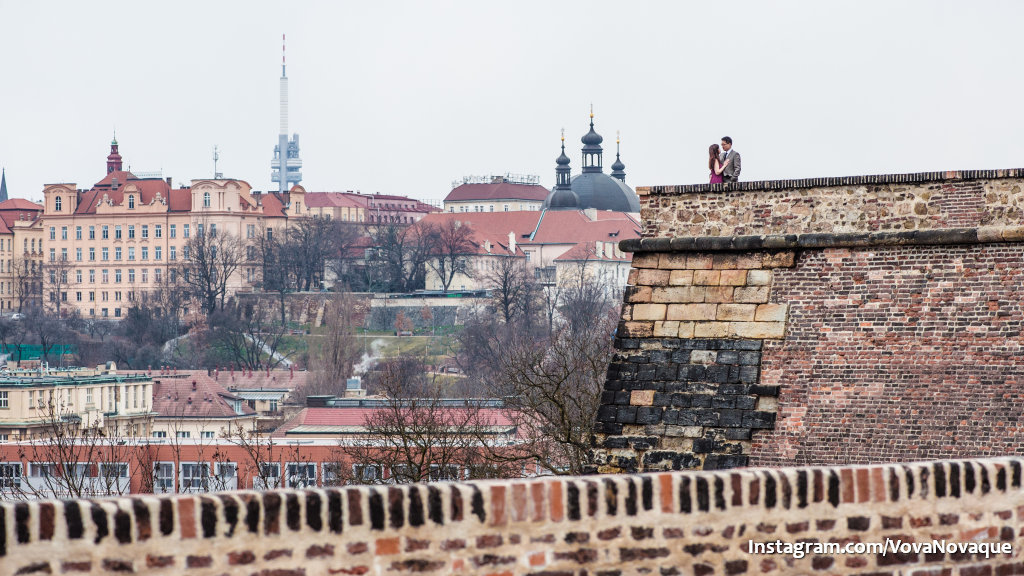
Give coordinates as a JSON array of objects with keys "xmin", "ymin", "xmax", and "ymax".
[
  {"xmin": 142, "ymin": 225, "xmax": 149, "ymax": 239},
  {"xmin": 170, "ymin": 224, "xmax": 176, "ymax": 238},
  {"xmin": 203, "ymin": 192, "xmax": 211, "ymax": 208},
  {"xmin": 128, "ymin": 269, "xmax": 135, "ymax": 283},
  {"xmin": 101, "ymin": 247, "xmax": 109, "ymax": 261},
  {"xmin": 89, "ymin": 226, "xmax": 95, "ymax": 240},
  {"xmin": 169, "ymin": 246, "xmax": 176, "ymax": 260},
  {"xmin": 0, "ymin": 463, "xmax": 21, "ymax": 488},
  {"xmin": 86, "ymin": 388, "xmax": 93, "ymax": 406},
  {"xmin": 154, "ymin": 268, "xmax": 162, "ymax": 283},
  {"xmin": 99, "ymin": 463, "xmax": 128, "ymax": 479},
  {"xmin": 246, "ymin": 224, "xmax": 255, "ymax": 238},
  {"xmin": 0, "ymin": 390, "xmax": 7, "ymax": 408},
  {"xmin": 75, "ymin": 226, "xmax": 82, "ymax": 240},
  {"xmin": 141, "ymin": 269, "xmax": 148, "ymax": 283},
  {"xmin": 183, "ymin": 246, "xmax": 190, "ymax": 260},
  {"xmin": 114, "ymin": 225, "xmax": 122, "ymax": 239},
  {"xmin": 89, "ymin": 247, "xmax": 95, "ymax": 261},
  {"xmin": 115, "ymin": 269, "xmax": 122, "ymax": 283},
  {"xmin": 89, "ymin": 292, "xmax": 95, "ymax": 302},
  {"xmin": 155, "ymin": 246, "xmax": 162, "ymax": 260},
  {"xmin": 49, "ymin": 227, "xmax": 55, "ymax": 240},
  {"xmin": 353, "ymin": 464, "xmax": 380, "ymax": 483},
  {"xmin": 155, "ymin": 225, "xmax": 162, "ymax": 238},
  {"xmin": 180, "ymin": 462, "xmax": 209, "ymax": 493},
  {"xmin": 55, "ymin": 197, "xmax": 62, "ymax": 211},
  {"xmin": 266, "ymin": 228, "xmax": 273, "ymax": 241},
  {"xmin": 209, "ymin": 224, "xmax": 216, "ymax": 237},
  {"xmin": 128, "ymin": 195, "xmax": 135, "ymax": 209},
  {"xmin": 200, "ymin": 431, "xmax": 214, "ymax": 439},
  {"xmin": 183, "ymin": 224, "xmax": 190, "ymax": 238},
  {"xmin": 76, "ymin": 292, "xmax": 81, "ymax": 302},
  {"xmin": 29, "ymin": 463, "xmax": 56, "ymax": 478},
  {"xmin": 196, "ymin": 224, "xmax": 204, "ymax": 237},
  {"xmin": 153, "ymin": 462, "xmax": 174, "ymax": 492},
  {"xmin": 176, "ymin": 431, "xmax": 191, "ymax": 439},
  {"xmin": 114, "ymin": 247, "xmax": 121, "ymax": 260},
  {"xmin": 152, "ymin": 431, "xmax": 167, "ymax": 438},
  {"xmin": 256, "ymin": 463, "xmax": 281, "ymax": 489},
  {"xmin": 286, "ymin": 463, "xmax": 316, "ymax": 488},
  {"xmin": 102, "ymin": 225, "xmax": 109, "ymax": 239},
  {"xmin": 102, "ymin": 270, "xmax": 109, "ymax": 283},
  {"xmin": 61, "ymin": 248, "xmax": 67, "ymax": 261},
  {"xmin": 75, "ymin": 248, "xmax": 82, "ymax": 261},
  {"xmin": 49, "ymin": 248, "xmax": 55, "ymax": 261},
  {"xmin": 61, "ymin": 226, "xmax": 67, "ymax": 240},
  {"xmin": 128, "ymin": 225, "xmax": 135, "ymax": 239},
  {"xmin": 128, "ymin": 247, "xmax": 135, "ymax": 261},
  {"xmin": 429, "ymin": 464, "xmax": 463, "ymax": 482},
  {"xmin": 141, "ymin": 247, "xmax": 148, "ymax": 260}
]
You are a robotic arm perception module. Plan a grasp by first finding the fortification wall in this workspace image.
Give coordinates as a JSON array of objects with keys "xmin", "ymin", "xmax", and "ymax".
[
  {"xmin": 594, "ymin": 170, "xmax": 1024, "ymax": 473},
  {"xmin": 3, "ymin": 458, "xmax": 1024, "ymax": 576}
]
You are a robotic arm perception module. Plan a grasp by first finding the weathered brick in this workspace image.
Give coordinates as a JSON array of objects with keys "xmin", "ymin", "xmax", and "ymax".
[
  {"xmin": 693, "ymin": 270, "xmax": 721, "ymax": 286},
  {"xmin": 637, "ymin": 269, "xmax": 671, "ymax": 286},
  {"xmin": 669, "ymin": 270, "xmax": 694, "ymax": 285}
]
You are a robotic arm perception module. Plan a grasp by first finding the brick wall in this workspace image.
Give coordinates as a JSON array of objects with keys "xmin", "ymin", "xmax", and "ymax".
[
  {"xmin": 595, "ymin": 169, "xmax": 1024, "ymax": 473},
  {"xmin": 3, "ymin": 458, "xmax": 1024, "ymax": 575}
]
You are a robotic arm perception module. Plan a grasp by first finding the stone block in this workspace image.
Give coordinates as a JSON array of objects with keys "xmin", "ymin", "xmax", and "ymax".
[
  {"xmin": 658, "ymin": 253, "xmax": 689, "ymax": 269},
  {"xmin": 735, "ymin": 253, "xmax": 765, "ymax": 269},
  {"xmin": 762, "ymin": 251, "xmax": 796, "ymax": 268},
  {"xmin": 719, "ymin": 270, "xmax": 748, "ymax": 286},
  {"xmin": 686, "ymin": 254, "xmax": 713, "ymax": 269},
  {"xmin": 652, "ymin": 321, "xmax": 680, "ymax": 337},
  {"xmin": 630, "ymin": 252, "xmax": 663, "ymax": 268},
  {"xmin": 669, "ymin": 270, "xmax": 694, "ymax": 286},
  {"xmin": 630, "ymin": 390, "xmax": 655, "ymax": 406},
  {"xmin": 666, "ymin": 303, "xmax": 718, "ymax": 321},
  {"xmin": 652, "ymin": 286, "xmax": 706, "ymax": 303},
  {"xmin": 756, "ymin": 396, "xmax": 778, "ymax": 411},
  {"xmin": 693, "ymin": 322, "xmax": 730, "ymax": 338},
  {"xmin": 712, "ymin": 254, "xmax": 740, "ymax": 269},
  {"xmin": 626, "ymin": 285, "xmax": 653, "ymax": 303},
  {"xmin": 717, "ymin": 304, "xmax": 757, "ymax": 322},
  {"xmin": 677, "ymin": 322, "xmax": 696, "ymax": 338},
  {"xmin": 746, "ymin": 269, "xmax": 772, "ymax": 286},
  {"xmin": 754, "ymin": 303, "xmax": 789, "ymax": 322},
  {"xmin": 690, "ymin": 350, "xmax": 717, "ymax": 365},
  {"xmin": 622, "ymin": 322, "xmax": 654, "ymax": 338},
  {"xmin": 627, "ymin": 269, "xmax": 639, "ymax": 285},
  {"xmin": 637, "ymin": 269, "xmax": 671, "ymax": 286},
  {"xmin": 632, "ymin": 303, "xmax": 667, "ymax": 321},
  {"xmin": 704, "ymin": 286, "xmax": 735, "ymax": 303},
  {"xmin": 734, "ymin": 286, "xmax": 770, "ymax": 303},
  {"xmin": 730, "ymin": 321, "xmax": 786, "ymax": 339},
  {"xmin": 693, "ymin": 270, "xmax": 721, "ymax": 286}
]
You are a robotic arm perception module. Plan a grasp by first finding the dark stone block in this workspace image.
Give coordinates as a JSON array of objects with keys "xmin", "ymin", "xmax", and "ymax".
[
  {"xmin": 636, "ymin": 407, "xmax": 663, "ymax": 425},
  {"xmin": 671, "ymin": 350, "xmax": 691, "ymax": 363},
  {"xmin": 706, "ymin": 365, "xmax": 731, "ymax": 383},
  {"xmin": 597, "ymin": 405, "xmax": 618, "ymax": 423},
  {"xmin": 655, "ymin": 364, "xmax": 679, "ymax": 380},
  {"xmin": 716, "ymin": 350, "xmax": 739, "ymax": 364},
  {"xmin": 704, "ymin": 454, "xmax": 749, "ymax": 470},
  {"xmin": 618, "ymin": 338, "xmax": 640, "ymax": 350},
  {"xmin": 749, "ymin": 384, "xmax": 779, "ymax": 397},
  {"xmin": 734, "ymin": 340, "xmax": 762, "ymax": 351},
  {"xmin": 660, "ymin": 338, "xmax": 681, "ymax": 349},
  {"xmin": 712, "ymin": 396, "xmax": 735, "ymax": 409},
  {"xmin": 662, "ymin": 409, "xmax": 680, "ymax": 425},
  {"xmin": 735, "ymin": 396, "xmax": 757, "ymax": 410},
  {"xmin": 649, "ymin": 350, "xmax": 672, "ymax": 364},
  {"xmin": 720, "ymin": 383, "xmax": 748, "ymax": 395},
  {"xmin": 617, "ymin": 406, "xmax": 638, "ymax": 424},
  {"xmin": 692, "ymin": 438, "xmax": 713, "ymax": 453},
  {"xmin": 687, "ymin": 365, "xmax": 706, "ymax": 380},
  {"xmin": 670, "ymin": 393, "xmax": 690, "ymax": 408},
  {"xmin": 637, "ymin": 365, "xmax": 657, "ymax": 380},
  {"xmin": 739, "ymin": 366, "xmax": 760, "ymax": 383},
  {"xmin": 743, "ymin": 411, "xmax": 777, "ymax": 429},
  {"xmin": 695, "ymin": 410, "xmax": 721, "ymax": 426},
  {"xmin": 724, "ymin": 428, "xmax": 753, "ymax": 441},
  {"xmin": 690, "ymin": 394, "xmax": 712, "ymax": 408},
  {"xmin": 653, "ymin": 393, "xmax": 672, "ymax": 406},
  {"xmin": 737, "ymin": 351, "xmax": 760, "ymax": 365},
  {"xmin": 614, "ymin": 391, "xmax": 630, "ymax": 404},
  {"xmin": 727, "ymin": 365, "xmax": 742, "ymax": 383},
  {"xmin": 719, "ymin": 409, "xmax": 744, "ymax": 427}
]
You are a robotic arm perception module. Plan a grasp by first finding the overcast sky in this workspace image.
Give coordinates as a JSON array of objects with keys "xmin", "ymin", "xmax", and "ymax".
[{"xmin": 1, "ymin": 1, "xmax": 1020, "ymax": 204}]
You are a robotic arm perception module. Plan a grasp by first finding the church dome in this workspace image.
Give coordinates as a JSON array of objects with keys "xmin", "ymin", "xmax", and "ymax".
[
  {"xmin": 569, "ymin": 172, "xmax": 640, "ymax": 212},
  {"xmin": 545, "ymin": 187, "xmax": 579, "ymax": 209},
  {"xmin": 581, "ymin": 123, "xmax": 603, "ymax": 147},
  {"xmin": 610, "ymin": 156, "xmax": 625, "ymax": 172}
]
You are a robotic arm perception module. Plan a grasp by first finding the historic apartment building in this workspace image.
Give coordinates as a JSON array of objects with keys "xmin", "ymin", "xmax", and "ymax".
[
  {"xmin": 39, "ymin": 140, "xmax": 305, "ymax": 317},
  {"xmin": 0, "ymin": 198, "xmax": 45, "ymax": 313}
]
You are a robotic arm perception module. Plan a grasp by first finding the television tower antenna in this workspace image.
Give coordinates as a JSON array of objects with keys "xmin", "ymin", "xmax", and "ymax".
[{"xmin": 213, "ymin": 145, "xmax": 222, "ymax": 179}]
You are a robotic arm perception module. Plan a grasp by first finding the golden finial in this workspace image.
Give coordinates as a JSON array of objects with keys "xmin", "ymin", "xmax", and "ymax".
[
  {"xmin": 616, "ymin": 130, "xmax": 620, "ymax": 144},
  {"xmin": 589, "ymin": 103, "xmax": 594, "ymax": 119},
  {"xmin": 561, "ymin": 128, "xmax": 565, "ymax": 142}
]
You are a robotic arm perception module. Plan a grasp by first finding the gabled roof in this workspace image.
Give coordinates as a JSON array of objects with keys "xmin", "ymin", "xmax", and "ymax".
[
  {"xmin": 0, "ymin": 198, "xmax": 43, "ymax": 211},
  {"xmin": 152, "ymin": 375, "xmax": 256, "ymax": 419},
  {"xmin": 75, "ymin": 173, "xmax": 182, "ymax": 215},
  {"xmin": 305, "ymin": 192, "xmax": 364, "ymax": 209},
  {"xmin": 169, "ymin": 368, "xmax": 309, "ymax": 391},
  {"xmin": 445, "ymin": 182, "xmax": 550, "ymax": 203}
]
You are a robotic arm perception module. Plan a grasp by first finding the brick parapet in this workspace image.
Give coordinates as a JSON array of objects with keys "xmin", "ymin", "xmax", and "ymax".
[
  {"xmin": 3, "ymin": 458, "xmax": 1024, "ymax": 575},
  {"xmin": 636, "ymin": 171, "xmax": 1024, "ymax": 238}
]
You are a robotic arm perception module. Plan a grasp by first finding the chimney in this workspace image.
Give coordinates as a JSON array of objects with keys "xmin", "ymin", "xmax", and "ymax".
[
  {"xmin": 187, "ymin": 396, "xmax": 192, "ymax": 405},
  {"xmin": 111, "ymin": 177, "xmax": 118, "ymax": 189},
  {"xmin": 508, "ymin": 232, "xmax": 516, "ymax": 254},
  {"xmin": 165, "ymin": 177, "xmax": 172, "ymax": 187},
  {"xmin": 290, "ymin": 365, "xmax": 294, "ymax": 379},
  {"xmin": 192, "ymin": 380, "xmax": 197, "ymax": 391}
]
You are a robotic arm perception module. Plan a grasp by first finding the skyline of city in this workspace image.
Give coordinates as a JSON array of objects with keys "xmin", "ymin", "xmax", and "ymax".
[{"xmin": 1, "ymin": 2, "xmax": 1022, "ymax": 203}]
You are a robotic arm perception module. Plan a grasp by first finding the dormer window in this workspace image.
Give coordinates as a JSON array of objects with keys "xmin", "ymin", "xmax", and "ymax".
[
  {"xmin": 128, "ymin": 195, "xmax": 135, "ymax": 209},
  {"xmin": 54, "ymin": 197, "xmax": 62, "ymax": 211},
  {"xmin": 203, "ymin": 192, "xmax": 211, "ymax": 208}
]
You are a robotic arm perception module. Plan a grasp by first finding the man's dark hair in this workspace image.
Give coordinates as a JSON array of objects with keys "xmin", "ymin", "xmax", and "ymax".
[{"xmin": 721, "ymin": 136, "xmax": 733, "ymax": 145}]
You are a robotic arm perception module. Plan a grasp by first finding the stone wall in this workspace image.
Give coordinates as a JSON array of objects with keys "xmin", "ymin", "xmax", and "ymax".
[
  {"xmin": 3, "ymin": 458, "xmax": 1024, "ymax": 576},
  {"xmin": 595, "ymin": 169, "xmax": 1024, "ymax": 473}
]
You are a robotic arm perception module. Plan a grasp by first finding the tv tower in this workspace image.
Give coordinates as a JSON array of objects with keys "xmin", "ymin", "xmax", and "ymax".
[{"xmin": 271, "ymin": 34, "xmax": 302, "ymax": 193}]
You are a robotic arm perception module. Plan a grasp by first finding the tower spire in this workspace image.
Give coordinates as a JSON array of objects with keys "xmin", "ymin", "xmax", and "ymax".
[
  {"xmin": 611, "ymin": 130, "xmax": 626, "ymax": 182},
  {"xmin": 580, "ymin": 106, "xmax": 604, "ymax": 173},
  {"xmin": 272, "ymin": 33, "xmax": 302, "ymax": 193},
  {"xmin": 545, "ymin": 129, "xmax": 578, "ymax": 210},
  {"xmin": 0, "ymin": 168, "xmax": 7, "ymax": 202}
]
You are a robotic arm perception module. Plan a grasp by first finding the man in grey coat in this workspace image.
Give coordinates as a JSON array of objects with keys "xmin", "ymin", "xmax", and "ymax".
[{"xmin": 720, "ymin": 136, "xmax": 741, "ymax": 183}]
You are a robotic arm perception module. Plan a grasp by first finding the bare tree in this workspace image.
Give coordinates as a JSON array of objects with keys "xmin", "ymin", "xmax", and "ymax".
[
  {"xmin": 424, "ymin": 219, "xmax": 476, "ymax": 292},
  {"xmin": 180, "ymin": 223, "xmax": 246, "ymax": 316},
  {"xmin": 43, "ymin": 256, "xmax": 75, "ymax": 318},
  {"xmin": 364, "ymin": 220, "xmax": 433, "ymax": 293},
  {"xmin": 207, "ymin": 301, "xmax": 294, "ymax": 371},
  {"xmin": 12, "ymin": 257, "xmax": 42, "ymax": 313},
  {"xmin": 294, "ymin": 292, "xmax": 362, "ymax": 404},
  {"xmin": 483, "ymin": 256, "xmax": 535, "ymax": 324}
]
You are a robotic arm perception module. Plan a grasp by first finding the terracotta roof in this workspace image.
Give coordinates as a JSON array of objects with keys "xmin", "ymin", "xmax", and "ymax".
[
  {"xmin": 75, "ymin": 173, "xmax": 181, "ymax": 215},
  {"xmin": 0, "ymin": 199, "xmax": 43, "ymax": 211},
  {"xmin": 170, "ymin": 369, "xmax": 309, "ymax": 391},
  {"xmin": 305, "ymin": 192, "xmax": 364, "ymax": 209},
  {"xmin": 553, "ymin": 241, "xmax": 631, "ymax": 262},
  {"xmin": 444, "ymin": 182, "xmax": 550, "ymax": 203},
  {"xmin": 342, "ymin": 193, "xmax": 438, "ymax": 214},
  {"xmin": 152, "ymin": 375, "xmax": 256, "ymax": 419}
]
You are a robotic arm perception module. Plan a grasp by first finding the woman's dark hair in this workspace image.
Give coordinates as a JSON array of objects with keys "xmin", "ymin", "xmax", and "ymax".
[{"xmin": 708, "ymin": 144, "xmax": 721, "ymax": 172}]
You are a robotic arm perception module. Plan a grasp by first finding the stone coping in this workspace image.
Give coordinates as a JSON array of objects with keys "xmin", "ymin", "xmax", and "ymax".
[
  {"xmin": 636, "ymin": 168, "xmax": 1024, "ymax": 196},
  {"xmin": 620, "ymin": 225, "xmax": 1024, "ymax": 253}
]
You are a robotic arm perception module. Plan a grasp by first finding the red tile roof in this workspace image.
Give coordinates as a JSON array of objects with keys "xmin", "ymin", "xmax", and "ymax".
[
  {"xmin": 444, "ymin": 182, "xmax": 550, "ymax": 203},
  {"xmin": 553, "ymin": 241, "xmax": 631, "ymax": 262},
  {"xmin": 0, "ymin": 199, "xmax": 43, "ymax": 211},
  {"xmin": 74, "ymin": 173, "xmax": 184, "ymax": 215},
  {"xmin": 171, "ymin": 369, "xmax": 309, "ymax": 391},
  {"xmin": 152, "ymin": 375, "xmax": 256, "ymax": 419},
  {"xmin": 305, "ymin": 192, "xmax": 364, "ymax": 209}
]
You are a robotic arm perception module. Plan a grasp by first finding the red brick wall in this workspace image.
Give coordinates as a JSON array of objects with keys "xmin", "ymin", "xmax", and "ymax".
[
  {"xmin": 753, "ymin": 244, "xmax": 1024, "ymax": 466},
  {"xmin": 3, "ymin": 458, "xmax": 1024, "ymax": 575}
]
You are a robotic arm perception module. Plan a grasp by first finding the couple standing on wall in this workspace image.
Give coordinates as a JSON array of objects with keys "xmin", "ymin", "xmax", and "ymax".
[{"xmin": 709, "ymin": 136, "xmax": 741, "ymax": 183}]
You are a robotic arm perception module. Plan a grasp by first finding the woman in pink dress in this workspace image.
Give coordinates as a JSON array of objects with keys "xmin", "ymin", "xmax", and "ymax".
[{"xmin": 709, "ymin": 144, "xmax": 731, "ymax": 183}]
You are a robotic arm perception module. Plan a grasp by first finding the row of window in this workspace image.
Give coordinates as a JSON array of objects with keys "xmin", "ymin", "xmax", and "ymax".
[
  {"xmin": 50, "ymin": 224, "xmax": 190, "ymax": 241},
  {"xmin": 21, "ymin": 384, "xmax": 148, "ymax": 412},
  {"xmin": 50, "ymin": 267, "xmax": 173, "ymax": 285},
  {"xmin": 51, "ymin": 245, "xmax": 185, "ymax": 262}
]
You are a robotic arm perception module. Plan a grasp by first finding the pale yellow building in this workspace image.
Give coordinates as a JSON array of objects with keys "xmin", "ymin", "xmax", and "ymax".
[
  {"xmin": 39, "ymin": 141, "xmax": 304, "ymax": 317},
  {"xmin": 0, "ymin": 200, "xmax": 45, "ymax": 313}
]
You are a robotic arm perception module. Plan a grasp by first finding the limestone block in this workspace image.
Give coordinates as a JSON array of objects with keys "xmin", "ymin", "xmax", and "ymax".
[
  {"xmin": 763, "ymin": 251, "xmax": 796, "ymax": 268},
  {"xmin": 658, "ymin": 253, "xmax": 689, "ymax": 269},
  {"xmin": 637, "ymin": 269, "xmax": 671, "ymax": 286},
  {"xmin": 626, "ymin": 269, "xmax": 639, "ymax": 285},
  {"xmin": 719, "ymin": 270, "xmax": 749, "ymax": 286},
  {"xmin": 669, "ymin": 270, "xmax": 695, "ymax": 286},
  {"xmin": 754, "ymin": 303, "xmax": 789, "ymax": 322},
  {"xmin": 632, "ymin": 303, "xmax": 667, "ymax": 321},
  {"xmin": 652, "ymin": 286, "xmax": 705, "ymax": 303},
  {"xmin": 735, "ymin": 253, "xmax": 766, "ymax": 269},
  {"xmin": 622, "ymin": 321, "xmax": 654, "ymax": 338},
  {"xmin": 653, "ymin": 321, "xmax": 680, "ymax": 337},
  {"xmin": 746, "ymin": 269, "xmax": 773, "ymax": 286},
  {"xmin": 693, "ymin": 321, "xmax": 730, "ymax": 338},
  {"xmin": 712, "ymin": 254, "xmax": 740, "ymax": 270},
  {"xmin": 631, "ymin": 253, "xmax": 660, "ymax": 269},
  {"xmin": 666, "ymin": 303, "xmax": 718, "ymax": 321},
  {"xmin": 631, "ymin": 390, "xmax": 655, "ymax": 406},
  {"xmin": 716, "ymin": 303, "xmax": 757, "ymax": 322},
  {"xmin": 677, "ymin": 321, "xmax": 696, "ymax": 338},
  {"xmin": 730, "ymin": 321, "xmax": 786, "ymax": 339},
  {"xmin": 693, "ymin": 270, "xmax": 721, "ymax": 286},
  {"xmin": 704, "ymin": 286, "xmax": 735, "ymax": 303},
  {"xmin": 686, "ymin": 254, "xmax": 714, "ymax": 269},
  {"xmin": 626, "ymin": 286, "xmax": 653, "ymax": 303},
  {"xmin": 734, "ymin": 286, "xmax": 771, "ymax": 303}
]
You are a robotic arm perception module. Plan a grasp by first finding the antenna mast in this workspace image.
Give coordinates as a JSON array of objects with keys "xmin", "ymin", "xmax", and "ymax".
[{"xmin": 213, "ymin": 145, "xmax": 222, "ymax": 179}]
